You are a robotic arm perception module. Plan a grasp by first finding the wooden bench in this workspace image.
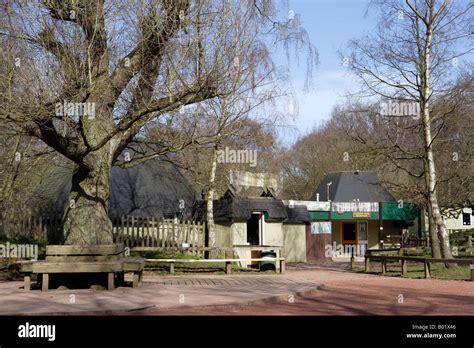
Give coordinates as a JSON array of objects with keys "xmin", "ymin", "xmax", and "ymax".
[
  {"xmin": 146, "ymin": 257, "xmax": 286, "ymax": 275},
  {"xmin": 21, "ymin": 244, "xmax": 145, "ymax": 291}
]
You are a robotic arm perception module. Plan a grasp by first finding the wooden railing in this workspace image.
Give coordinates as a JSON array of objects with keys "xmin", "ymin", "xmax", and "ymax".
[
  {"xmin": 112, "ymin": 216, "xmax": 205, "ymax": 249},
  {"xmin": 0, "ymin": 214, "xmax": 206, "ymax": 250},
  {"xmin": 364, "ymin": 254, "xmax": 474, "ymax": 281},
  {"xmin": 0, "ymin": 213, "xmax": 62, "ymax": 242}
]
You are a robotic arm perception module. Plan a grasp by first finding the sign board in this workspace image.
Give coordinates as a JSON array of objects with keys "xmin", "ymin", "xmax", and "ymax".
[
  {"xmin": 352, "ymin": 212, "xmax": 371, "ymax": 218},
  {"xmin": 310, "ymin": 221, "xmax": 332, "ymax": 234}
]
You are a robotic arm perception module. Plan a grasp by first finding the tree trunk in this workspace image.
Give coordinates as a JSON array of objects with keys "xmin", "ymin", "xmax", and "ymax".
[
  {"xmin": 206, "ymin": 144, "xmax": 219, "ymax": 256},
  {"xmin": 63, "ymin": 148, "xmax": 113, "ymax": 245},
  {"xmin": 427, "ymin": 203, "xmax": 441, "ymax": 258},
  {"xmin": 420, "ymin": 19, "xmax": 452, "ymax": 260}
]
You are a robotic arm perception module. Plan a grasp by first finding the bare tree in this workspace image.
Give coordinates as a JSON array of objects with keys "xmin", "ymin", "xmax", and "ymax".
[
  {"xmin": 0, "ymin": 0, "xmax": 316, "ymax": 245},
  {"xmin": 344, "ymin": 0, "xmax": 473, "ymax": 259}
]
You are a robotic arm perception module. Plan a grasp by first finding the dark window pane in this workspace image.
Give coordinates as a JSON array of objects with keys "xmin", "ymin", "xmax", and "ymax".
[{"xmin": 462, "ymin": 213, "xmax": 471, "ymax": 226}]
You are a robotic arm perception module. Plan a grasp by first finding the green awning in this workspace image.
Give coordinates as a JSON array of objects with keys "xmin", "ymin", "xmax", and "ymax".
[
  {"xmin": 309, "ymin": 211, "xmax": 330, "ymax": 220},
  {"xmin": 382, "ymin": 202, "xmax": 419, "ymax": 220},
  {"xmin": 330, "ymin": 211, "xmax": 379, "ymax": 220}
]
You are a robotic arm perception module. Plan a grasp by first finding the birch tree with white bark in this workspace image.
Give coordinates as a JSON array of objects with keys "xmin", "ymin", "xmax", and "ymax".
[{"xmin": 345, "ymin": 0, "xmax": 473, "ymax": 259}]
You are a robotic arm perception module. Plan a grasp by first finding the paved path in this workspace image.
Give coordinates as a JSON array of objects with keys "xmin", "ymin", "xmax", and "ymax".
[
  {"xmin": 1, "ymin": 267, "xmax": 473, "ymax": 315},
  {"xmin": 0, "ymin": 274, "xmax": 320, "ymax": 315},
  {"xmin": 143, "ymin": 268, "xmax": 474, "ymax": 315}
]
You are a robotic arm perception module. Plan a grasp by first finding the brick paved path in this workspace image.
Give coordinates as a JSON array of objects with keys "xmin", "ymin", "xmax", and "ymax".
[
  {"xmin": 1, "ymin": 267, "xmax": 472, "ymax": 315},
  {"xmin": 0, "ymin": 274, "xmax": 320, "ymax": 315}
]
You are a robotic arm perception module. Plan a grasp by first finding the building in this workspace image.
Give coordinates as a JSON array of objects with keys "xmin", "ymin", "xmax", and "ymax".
[
  {"xmin": 195, "ymin": 185, "xmax": 309, "ymax": 265},
  {"xmin": 305, "ymin": 171, "xmax": 419, "ymax": 259},
  {"xmin": 199, "ymin": 170, "xmax": 419, "ymax": 265},
  {"xmin": 421, "ymin": 207, "xmax": 473, "ymax": 234}
]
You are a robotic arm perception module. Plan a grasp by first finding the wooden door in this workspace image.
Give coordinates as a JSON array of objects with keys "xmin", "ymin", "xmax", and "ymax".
[{"xmin": 341, "ymin": 222, "xmax": 357, "ymax": 245}]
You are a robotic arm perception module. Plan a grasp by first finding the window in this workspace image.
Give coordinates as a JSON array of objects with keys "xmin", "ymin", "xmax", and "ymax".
[
  {"xmin": 311, "ymin": 221, "xmax": 332, "ymax": 234},
  {"xmin": 462, "ymin": 213, "xmax": 471, "ymax": 226},
  {"xmin": 359, "ymin": 222, "xmax": 368, "ymax": 241}
]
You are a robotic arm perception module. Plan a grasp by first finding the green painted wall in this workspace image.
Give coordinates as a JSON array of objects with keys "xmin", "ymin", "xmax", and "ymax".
[
  {"xmin": 309, "ymin": 211, "xmax": 330, "ymax": 220},
  {"xmin": 330, "ymin": 211, "xmax": 379, "ymax": 220}
]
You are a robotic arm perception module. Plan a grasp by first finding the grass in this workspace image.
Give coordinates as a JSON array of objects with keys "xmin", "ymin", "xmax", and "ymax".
[
  {"xmin": 354, "ymin": 261, "xmax": 472, "ymax": 281},
  {"xmin": 132, "ymin": 250, "xmax": 278, "ymax": 275}
]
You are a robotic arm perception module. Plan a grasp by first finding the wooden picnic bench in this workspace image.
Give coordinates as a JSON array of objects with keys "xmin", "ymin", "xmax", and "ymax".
[
  {"xmin": 146, "ymin": 257, "xmax": 286, "ymax": 275},
  {"xmin": 21, "ymin": 243, "xmax": 145, "ymax": 291}
]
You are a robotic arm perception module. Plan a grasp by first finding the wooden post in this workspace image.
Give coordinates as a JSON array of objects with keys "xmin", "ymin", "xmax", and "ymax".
[
  {"xmin": 424, "ymin": 260, "xmax": 431, "ymax": 279},
  {"xmin": 225, "ymin": 261, "xmax": 232, "ymax": 275},
  {"xmin": 280, "ymin": 259, "xmax": 286, "ymax": 274},
  {"xmin": 350, "ymin": 247, "xmax": 355, "ymax": 270},
  {"xmin": 132, "ymin": 272, "xmax": 139, "ymax": 288},
  {"xmin": 401, "ymin": 259, "xmax": 407, "ymax": 276},
  {"xmin": 381, "ymin": 259, "xmax": 386, "ymax": 275},
  {"xmin": 169, "ymin": 261, "xmax": 175, "ymax": 274},
  {"xmin": 108, "ymin": 272, "xmax": 114, "ymax": 291},
  {"xmin": 42, "ymin": 273, "xmax": 49, "ymax": 292},
  {"xmin": 365, "ymin": 256, "xmax": 371, "ymax": 272},
  {"xmin": 24, "ymin": 275, "xmax": 31, "ymax": 291}
]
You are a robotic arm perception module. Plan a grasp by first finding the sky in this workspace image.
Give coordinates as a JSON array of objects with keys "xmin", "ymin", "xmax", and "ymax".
[{"xmin": 276, "ymin": 0, "xmax": 375, "ymax": 145}]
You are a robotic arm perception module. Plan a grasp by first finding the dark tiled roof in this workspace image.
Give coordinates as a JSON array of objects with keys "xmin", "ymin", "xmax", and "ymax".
[
  {"xmin": 195, "ymin": 198, "xmax": 313, "ymax": 224},
  {"xmin": 311, "ymin": 171, "xmax": 396, "ymax": 202},
  {"xmin": 285, "ymin": 205, "xmax": 311, "ymax": 223},
  {"xmin": 195, "ymin": 197, "xmax": 288, "ymax": 222}
]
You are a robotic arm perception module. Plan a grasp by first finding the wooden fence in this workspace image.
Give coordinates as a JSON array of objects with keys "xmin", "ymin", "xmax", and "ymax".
[
  {"xmin": 112, "ymin": 216, "xmax": 205, "ymax": 249},
  {"xmin": 364, "ymin": 254, "xmax": 474, "ymax": 281},
  {"xmin": 0, "ymin": 213, "xmax": 62, "ymax": 243},
  {"xmin": 0, "ymin": 214, "xmax": 206, "ymax": 249}
]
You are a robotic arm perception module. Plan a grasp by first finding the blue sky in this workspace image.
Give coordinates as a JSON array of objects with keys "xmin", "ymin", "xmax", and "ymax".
[{"xmin": 277, "ymin": 0, "xmax": 375, "ymax": 144}]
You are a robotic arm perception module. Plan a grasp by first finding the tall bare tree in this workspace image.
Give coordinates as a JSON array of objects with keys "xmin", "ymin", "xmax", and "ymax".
[
  {"xmin": 1, "ymin": 0, "xmax": 316, "ymax": 245},
  {"xmin": 345, "ymin": 0, "xmax": 472, "ymax": 259}
]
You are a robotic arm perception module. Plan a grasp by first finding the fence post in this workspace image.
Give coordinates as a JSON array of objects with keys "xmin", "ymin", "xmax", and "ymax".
[
  {"xmin": 381, "ymin": 258, "xmax": 387, "ymax": 275},
  {"xmin": 424, "ymin": 260, "xmax": 431, "ymax": 279},
  {"xmin": 401, "ymin": 259, "xmax": 407, "ymax": 276},
  {"xmin": 365, "ymin": 256, "xmax": 371, "ymax": 273},
  {"xmin": 350, "ymin": 247, "xmax": 355, "ymax": 270}
]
